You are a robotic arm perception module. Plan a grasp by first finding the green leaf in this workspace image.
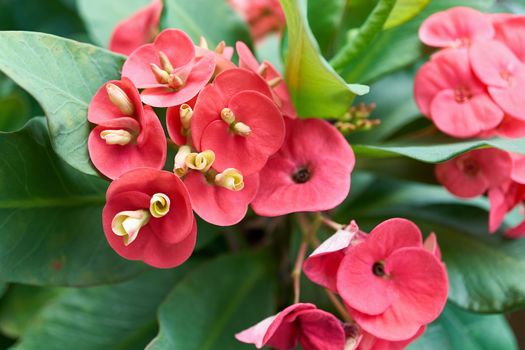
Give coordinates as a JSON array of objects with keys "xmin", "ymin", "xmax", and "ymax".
[
  {"xmin": 0, "ymin": 118, "xmax": 144, "ymax": 286},
  {"xmin": 340, "ymin": 0, "xmax": 493, "ymax": 83},
  {"xmin": 409, "ymin": 303, "xmax": 517, "ymax": 350},
  {"xmin": 11, "ymin": 267, "xmax": 194, "ymax": 350},
  {"xmin": 78, "ymin": 0, "xmax": 152, "ymax": 47},
  {"xmin": 0, "ymin": 93, "xmax": 31, "ymax": 132},
  {"xmin": 384, "ymin": 0, "xmax": 431, "ymax": 29},
  {"xmin": 147, "ymin": 252, "xmax": 276, "ymax": 350},
  {"xmin": 307, "ymin": 0, "xmax": 346, "ymax": 56},
  {"xmin": 0, "ymin": 285, "xmax": 63, "ymax": 338},
  {"xmin": 353, "ymin": 136, "xmax": 525, "ymax": 163},
  {"xmin": 0, "ymin": 31, "xmax": 125, "ymax": 175},
  {"xmin": 160, "ymin": 0, "xmax": 251, "ymax": 47},
  {"xmin": 280, "ymin": 0, "xmax": 368, "ymax": 118}
]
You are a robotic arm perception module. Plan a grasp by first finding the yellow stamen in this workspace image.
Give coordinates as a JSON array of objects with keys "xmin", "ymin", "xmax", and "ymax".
[
  {"xmin": 232, "ymin": 122, "xmax": 252, "ymax": 136},
  {"xmin": 100, "ymin": 129, "xmax": 133, "ymax": 146},
  {"xmin": 106, "ymin": 83, "xmax": 135, "ymax": 115},
  {"xmin": 168, "ymin": 74, "xmax": 185, "ymax": 90},
  {"xmin": 174, "ymin": 145, "xmax": 192, "ymax": 177},
  {"xmin": 159, "ymin": 51, "xmax": 174, "ymax": 74},
  {"xmin": 149, "ymin": 193, "xmax": 170, "ymax": 218},
  {"xmin": 221, "ymin": 107, "xmax": 235, "ymax": 125},
  {"xmin": 180, "ymin": 104, "xmax": 193, "ymax": 129},
  {"xmin": 186, "ymin": 150, "xmax": 215, "ymax": 172},
  {"xmin": 215, "ymin": 41, "xmax": 226, "ymax": 55},
  {"xmin": 112, "ymin": 209, "xmax": 150, "ymax": 246},
  {"xmin": 150, "ymin": 63, "xmax": 170, "ymax": 84},
  {"xmin": 215, "ymin": 168, "xmax": 244, "ymax": 191},
  {"xmin": 199, "ymin": 36, "xmax": 209, "ymax": 50},
  {"xmin": 257, "ymin": 63, "xmax": 268, "ymax": 77},
  {"xmin": 268, "ymin": 76, "xmax": 283, "ymax": 88}
]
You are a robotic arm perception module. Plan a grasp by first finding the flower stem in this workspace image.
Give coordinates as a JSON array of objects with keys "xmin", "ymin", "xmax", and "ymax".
[
  {"xmin": 325, "ymin": 289, "xmax": 353, "ymax": 323},
  {"xmin": 320, "ymin": 214, "xmax": 345, "ymax": 231}
]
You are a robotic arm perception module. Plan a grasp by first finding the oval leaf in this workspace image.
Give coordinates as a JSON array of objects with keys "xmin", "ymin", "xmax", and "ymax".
[
  {"xmin": 280, "ymin": 0, "xmax": 368, "ymax": 118},
  {"xmin": 384, "ymin": 0, "xmax": 431, "ymax": 30},
  {"xmin": 0, "ymin": 31, "xmax": 125, "ymax": 175},
  {"xmin": 147, "ymin": 252, "xmax": 275, "ymax": 350},
  {"xmin": 0, "ymin": 118, "xmax": 144, "ymax": 286}
]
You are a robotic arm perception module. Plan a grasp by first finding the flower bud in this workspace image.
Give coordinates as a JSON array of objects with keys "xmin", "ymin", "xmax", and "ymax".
[
  {"xmin": 215, "ymin": 168, "xmax": 244, "ymax": 191},
  {"xmin": 221, "ymin": 108, "xmax": 236, "ymax": 125},
  {"xmin": 186, "ymin": 150, "xmax": 215, "ymax": 172},
  {"xmin": 174, "ymin": 145, "xmax": 192, "ymax": 177},
  {"xmin": 100, "ymin": 129, "xmax": 133, "ymax": 146},
  {"xmin": 112, "ymin": 209, "xmax": 150, "ymax": 246},
  {"xmin": 106, "ymin": 83, "xmax": 135, "ymax": 116},
  {"xmin": 149, "ymin": 193, "xmax": 171, "ymax": 218},
  {"xmin": 180, "ymin": 104, "xmax": 193, "ymax": 129},
  {"xmin": 233, "ymin": 122, "xmax": 252, "ymax": 136}
]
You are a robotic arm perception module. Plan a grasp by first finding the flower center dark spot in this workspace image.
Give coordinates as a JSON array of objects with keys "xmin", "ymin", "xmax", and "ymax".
[
  {"xmin": 292, "ymin": 167, "xmax": 311, "ymax": 184},
  {"xmin": 372, "ymin": 261, "xmax": 386, "ymax": 277},
  {"xmin": 460, "ymin": 158, "xmax": 479, "ymax": 176},
  {"xmin": 454, "ymin": 86, "xmax": 472, "ymax": 103}
]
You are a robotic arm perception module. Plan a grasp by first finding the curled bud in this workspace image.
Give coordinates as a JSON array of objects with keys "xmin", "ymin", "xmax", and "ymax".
[
  {"xmin": 221, "ymin": 108, "xmax": 236, "ymax": 125},
  {"xmin": 149, "ymin": 193, "xmax": 171, "ymax": 218},
  {"xmin": 150, "ymin": 63, "xmax": 170, "ymax": 84},
  {"xmin": 215, "ymin": 168, "xmax": 244, "ymax": 191},
  {"xmin": 100, "ymin": 129, "xmax": 133, "ymax": 146},
  {"xmin": 174, "ymin": 145, "xmax": 192, "ymax": 177},
  {"xmin": 186, "ymin": 150, "xmax": 215, "ymax": 172},
  {"xmin": 180, "ymin": 104, "xmax": 193, "ymax": 129},
  {"xmin": 159, "ymin": 51, "xmax": 174, "ymax": 74},
  {"xmin": 112, "ymin": 209, "xmax": 150, "ymax": 246},
  {"xmin": 232, "ymin": 122, "xmax": 252, "ymax": 136},
  {"xmin": 106, "ymin": 83, "xmax": 135, "ymax": 115}
]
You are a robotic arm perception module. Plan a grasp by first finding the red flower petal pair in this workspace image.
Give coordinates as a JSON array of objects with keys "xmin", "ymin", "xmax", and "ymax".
[
  {"xmin": 235, "ymin": 303, "xmax": 345, "ymax": 350},
  {"xmin": 88, "ymin": 78, "xmax": 166, "ymax": 179},
  {"xmin": 122, "ymin": 29, "xmax": 216, "ymax": 107},
  {"xmin": 102, "ymin": 168, "xmax": 196, "ymax": 268}
]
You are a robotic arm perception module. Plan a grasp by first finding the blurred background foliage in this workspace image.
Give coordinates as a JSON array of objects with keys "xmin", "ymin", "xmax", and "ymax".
[{"xmin": 0, "ymin": 0, "xmax": 524, "ymax": 349}]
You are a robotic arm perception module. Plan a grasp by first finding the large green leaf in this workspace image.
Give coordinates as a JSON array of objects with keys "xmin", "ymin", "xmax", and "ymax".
[
  {"xmin": 147, "ymin": 252, "xmax": 275, "ymax": 350},
  {"xmin": 280, "ymin": 0, "xmax": 368, "ymax": 118},
  {"xmin": 160, "ymin": 0, "xmax": 251, "ymax": 47},
  {"xmin": 0, "ymin": 31, "xmax": 125, "ymax": 175},
  {"xmin": 354, "ymin": 136, "xmax": 525, "ymax": 163},
  {"xmin": 77, "ymin": 0, "xmax": 151, "ymax": 47},
  {"xmin": 0, "ymin": 118, "xmax": 144, "ymax": 286},
  {"xmin": 0, "ymin": 93, "xmax": 30, "ymax": 132},
  {"xmin": 339, "ymin": 0, "xmax": 493, "ymax": 83},
  {"xmin": 346, "ymin": 178, "xmax": 525, "ymax": 312},
  {"xmin": 384, "ymin": 0, "xmax": 431, "ymax": 29},
  {"xmin": 409, "ymin": 303, "xmax": 517, "ymax": 349},
  {"xmin": 307, "ymin": 0, "xmax": 346, "ymax": 56},
  {"xmin": 11, "ymin": 267, "xmax": 194, "ymax": 350}
]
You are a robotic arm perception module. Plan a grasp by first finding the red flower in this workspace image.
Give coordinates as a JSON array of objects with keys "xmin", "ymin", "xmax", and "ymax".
[
  {"xmin": 414, "ymin": 48, "xmax": 503, "ymax": 138},
  {"xmin": 228, "ymin": 0, "xmax": 286, "ymax": 41},
  {"xmin": 336, "ymin": 219, "xmax": 448, "ymax": 341},
  {"xmin": 122, "ymin": 29, "xmax": 216, "ymax": 107},
  {"xmin": 419, "ymin": 7, "xmax": 494, "ymax": 48},
  {"xmin": 109, "ymin": 0, "xmax": 162, "ymax": 56},
  {"xmin": 236, "ymin": 41, "xmax": 296, "ymax": 118},
  {"xmin": 252, "ymin": 118, "xmax": 355, "ymax": 216},
  {"xmin": 191, "ymin": 67, "xmax": 285, "ymax": 175},
  {"xmin": 166, "ymin": 96, "xmax": 198, "ymax": 146},
  {"xmin": 102, "ymin": 168, "xmax": 196, "ymax": 268},
  {"xmin": 88, "ymin": 78, "xmax": 166, "ymax": 179},
  {"xmin": 235, "ymin": 303, "xmax": 346, "ymax": 350}
]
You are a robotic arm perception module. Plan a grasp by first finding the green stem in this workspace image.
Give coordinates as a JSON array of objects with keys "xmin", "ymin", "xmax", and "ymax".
[{"xmin": 330, "ymin": 0, "xmax": 397, "ymax": 72}]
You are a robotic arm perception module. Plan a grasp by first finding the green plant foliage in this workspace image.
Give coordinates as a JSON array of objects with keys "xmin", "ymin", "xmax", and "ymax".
[
  {"xmin": 147, "ymin": 252, "xmax": 275, "ymax": 350},
  {"xmin": 384, "ymin": 0, "xmax": 431, "ymax": 29},
  {"xmin": 0, "ymin": 31, "xmax": 125, "ymax": 175},
  {"xmin": 280, "ymin": 0, "xmax": 369, "ymax": 118},
  {"xmin": 0, "ymin": 118, "xmax": 144, "ymax": 286},
  {"xmin": 160, "ymin": 0, "xmax": 251, "ymax": 47}
]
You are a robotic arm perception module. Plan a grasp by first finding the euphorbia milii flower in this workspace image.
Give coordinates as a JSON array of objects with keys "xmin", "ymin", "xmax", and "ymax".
[
  {"xmin": 122, "ymin": 29, "xmax": 216, "ymax": 107},
  {"xmin": 191, "ymin": 67, "xmax": 285, "ymax": 175},
  {"xmin": 236, "ymin": 41, "xmax": 296, "ymax": 118},
  {"xmin": 414, "ymin": 48, "xmax": 504, "ymax": 137},
  {"xmin": 102, "ymin": 168, "xmax": 196, "ymax": 268},
  {"xmin": 336, "ymin": 218, "xmax": 448, "ymax": 341},
  {"xmin": 228, "ymin": 0, "xmax": 285, "ymax": 40},
  {"xmin": 470, "ymin": 40, "xmax": 525, "ymax": 121},
  {"xmin": 435, "ymin": 148, "xmax": 512, "ymax": 198},
  {"xmin": 88, "ymin": 78, "xmax": 166, "ymax": 179},
  {"xmin": 419, "ymin": 7, "xmax": 494, "ymax": 48},
  {"xmin": 488, "ymin": 181, "xmax": 525, "ymax": 235},
  {"xmin": 109, "ymin": 0, "xmax": 162, "ymax": 56},
  {"xmin": 492, "ymin": 15, "xmax": 525, "ymax": 63},
  {"xmin": 235, "ymin": 303, "xmax": 345, "ymax": 350},
  {"xmin": 251, "ymin": 118, "xmax": 355, "ymax": 216},
  {"xmin": 166, "ymin": 96, "xmax": 197, "ymax": 146}
]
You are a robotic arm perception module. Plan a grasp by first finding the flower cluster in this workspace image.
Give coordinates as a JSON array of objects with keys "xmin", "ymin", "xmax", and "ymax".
[
  {"xmin": 228, "ymin": 0, "xmax": 286, "ymax": 41},
  {"xmin": 88, "ymin": 28, "xmax": 355, "ymax": 267},
  {"xmin": 436, "ymin": 148, "xmax": 525, "ymax": 238},
  {"xmin": 237, "ymin": 219, "xmax": 448, "ymax": 349},
  {"xmin": 414, "ymin": 7, "xmax": 525, "ymax": 138}
]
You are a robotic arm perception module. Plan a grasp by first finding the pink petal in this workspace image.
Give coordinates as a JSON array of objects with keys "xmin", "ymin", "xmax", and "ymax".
[
  {"xmin": 494, "ymin": 16, "xmax": 525, "ymax": 63},
  {"xmin": 505, "ymin": 219, "xmax": 525, "ymax": 239},
  {"xmin": 511, "ymin": 153, "xmax": 525, "ymax": 184},
  {"xmin": 236, "ymin": 41, "xmax": 260, "ymax": 71},
  {"xmin": 430, "ymin": 89, "xmax": 503, "ymax": 138},
  {"xmin": 488, "ymin": 76, "xmax": 525, "ymax": 121},
  {"xmin": 358, "ymin": 326, "xmax": 426, "ymax": 350},
  {"xmin": 153, "ymin": 29, "xmax": 195, "ymax": 68},
  {"xmin": 183, "ymin": 171, "xmax": 259, "ymax": 226},
  {"xmin": 200, "ymin": 91, "xmax": 284, "ymax": 175},
  {"xmin": 122, "ymin": 44, "xmax": 166, "ymax": 88},
  {"xmin": 108, "ymin": 0, "xmax": 162, "ymax": 56},
  {"xmin": 419, "ymin": 6, "xmax": 494, "ymax": 48},
  {"xmin": 295, "ymin": 309, "xmax": 346, "ymax": 350},
  {"xmin": 496, "ymin": 115, "xmax": 525, "ymax": 138},
  {"xmin": 251, "ymin": 118, "xmax": 354, "ymax": 216},
  {"xmin": 213, "ymin": 67, "xmax": 273, "ymax": 101},
  {"xmin": 423, "ymin": 233, "xmax": 442, "ymax": 260}
]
